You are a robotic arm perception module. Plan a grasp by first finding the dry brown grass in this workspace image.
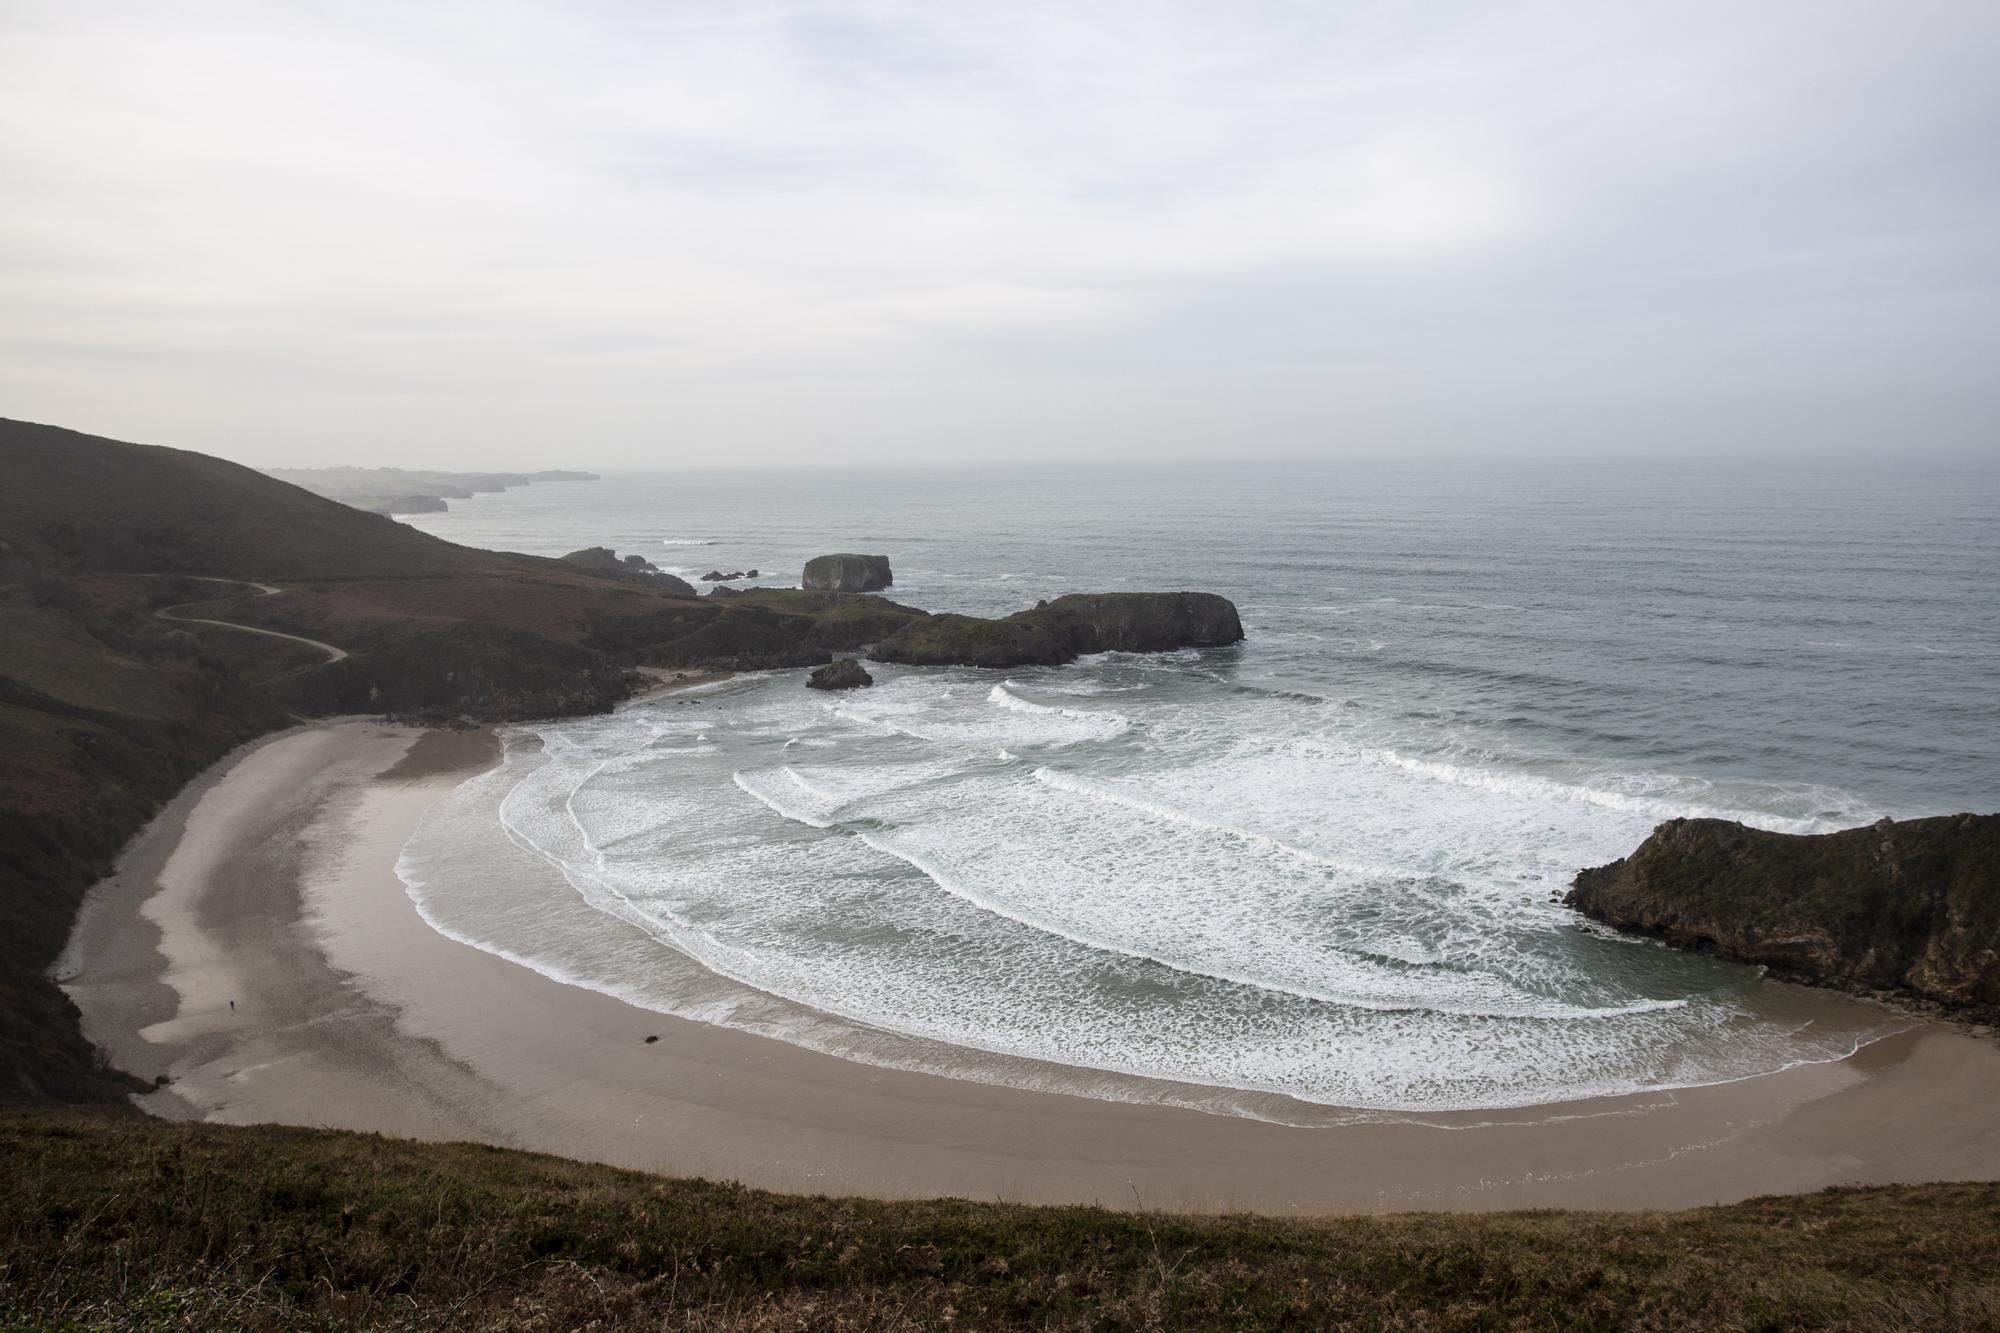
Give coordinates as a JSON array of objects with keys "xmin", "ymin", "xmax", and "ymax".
[{"xmin": 5, "ymin": 1117, "xmax": 1997, "ymax": 1331}]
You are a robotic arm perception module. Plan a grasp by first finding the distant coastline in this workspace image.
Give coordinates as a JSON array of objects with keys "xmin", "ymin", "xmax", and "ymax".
[{"xmin": 260, "ymin": 465, "xmax": 599, "ymax": 516}]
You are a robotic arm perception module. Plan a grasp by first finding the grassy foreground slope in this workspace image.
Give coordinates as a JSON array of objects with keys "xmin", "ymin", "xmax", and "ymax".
[{"xmin": 5, "ymin": 1118, "xmax": 1997, "ymax": 1332}]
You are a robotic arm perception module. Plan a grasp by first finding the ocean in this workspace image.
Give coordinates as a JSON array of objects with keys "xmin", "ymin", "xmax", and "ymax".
[{"xmin": 393, "ymin": 458, "xmax": 1998, "ymax": 1122}]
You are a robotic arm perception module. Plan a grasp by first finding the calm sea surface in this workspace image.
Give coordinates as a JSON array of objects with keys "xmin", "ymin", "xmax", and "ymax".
[{"xmin": 394, "ymin": 460, "xmax": 1999, "ymax": 1119}]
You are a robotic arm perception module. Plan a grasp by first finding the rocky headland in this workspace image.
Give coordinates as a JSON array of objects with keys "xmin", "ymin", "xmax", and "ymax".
[
  {"xmin": 557, "ymin": 546, "xmax": 697, "ymax": 595},
  {"xmin": 1567, "ymin": 813, "xmax": 2000, "ymax": 1019},
  {"xmin": 871, "ymin": 592, "xmax": 1245, "ymax": 668}
]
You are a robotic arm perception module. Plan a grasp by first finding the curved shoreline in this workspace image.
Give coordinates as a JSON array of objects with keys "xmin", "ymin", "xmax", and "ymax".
[{"xmin": 61, "ymin": 718, "xmax": 2000, "ymax": 1214}]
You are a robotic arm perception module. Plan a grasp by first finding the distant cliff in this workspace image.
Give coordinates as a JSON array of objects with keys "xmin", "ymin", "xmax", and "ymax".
[
  {"xmin": 263, "ymin": 465, "xmax": 599, "ymax": 516},
  {"xmin": 1566, "ymin": 814, "xmax": 2000, "ymax": 1015}
]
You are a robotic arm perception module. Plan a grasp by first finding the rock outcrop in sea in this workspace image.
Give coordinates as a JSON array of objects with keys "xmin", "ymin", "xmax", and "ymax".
[
  {"xmin": 1565, "ymin": 813, "xmax": 2000, "ymax": 1016},
  {"xmin": 871, "ymin": 592, "xmax": 1244, "ymax": 668},
  {"xmin": 803, "ymin": 553, "xmax": 893, "ymax": 592},
  {"xmin": 806, "ymin": 658, "xmax": 873, "ymax": 690}
]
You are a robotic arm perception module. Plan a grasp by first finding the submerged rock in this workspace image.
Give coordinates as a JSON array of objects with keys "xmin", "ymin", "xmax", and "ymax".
[
  {"xmin": 1565, "ymin": 813, "xmax": 2000, "ymax": 1014},
  {"xmin": 806, "ymin": 658, "xmax": 874, "ymax": 690},
  {"xmin": 803, "ymin": 553, "xmax": 893, "ymax": 592}
]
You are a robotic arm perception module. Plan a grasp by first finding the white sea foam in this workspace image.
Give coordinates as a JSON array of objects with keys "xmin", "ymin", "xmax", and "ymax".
[
  {"xmin": 1031, "ymin": 766, "xmax": 1396, "ymax": 881},
  {"xmin": 986, "ymin": 681, "xmax": 1130, "ymax": 738},
  {"xmin": 391, "ymin": 666, "xmax": 1900, "ymax": 1116},
  {"xmin": 1368, "ymin": 749, "xmax": 1855, "ymax": 835}
]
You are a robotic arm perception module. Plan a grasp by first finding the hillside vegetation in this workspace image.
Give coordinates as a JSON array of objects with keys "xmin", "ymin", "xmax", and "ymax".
[
  {"xmin": 0, "ymin": 419, "xmax": 877, "ymax": 1105},
  {"xmin": 5, "ymin": 1117, "xmax": 1998, "ymax": 1331}
]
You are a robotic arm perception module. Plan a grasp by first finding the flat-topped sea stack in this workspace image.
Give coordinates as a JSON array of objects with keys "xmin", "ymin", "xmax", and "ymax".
[
  {"xmin": 1566, "ymin": 813, "xmax": 2000, "ymax": 1015},
  {"xmin": 803, "ymin": 552, "xmax": 892, "ymax": 592},
  {"xmin": 872, "ymin": 592, "xmax": 1243, "ymax": 668}
]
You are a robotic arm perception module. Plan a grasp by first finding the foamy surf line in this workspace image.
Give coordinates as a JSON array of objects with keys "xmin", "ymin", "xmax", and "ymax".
[
  {"xmin": 382, "ymin": 685, "xmax": 1910, "ymax": 1122},
  {"xmin": 1368, "ymin": 750, "xmax": 1865, "ymax": 834},
  {"xmin": 989, "ymin": 680, "xmax": 1127, "ymax": 724},
  {"xmin": 403, "ymin": 749, "xmax": 1461, "ymax": 1123},
  {"xmin": 852, "ymin": 825, "xmax": 1682, "ymax": 1023},
  {"xmin": 403, "ymin": 800, "xmax": 1907, "ymax": 1124},
  {"xmin": 1031, "ymin": 765, "xmax": 1399, "ymax": 881},
  {"xmin": 394, "ymin": 842, "xmax": 1414, "ymax": 1130}
]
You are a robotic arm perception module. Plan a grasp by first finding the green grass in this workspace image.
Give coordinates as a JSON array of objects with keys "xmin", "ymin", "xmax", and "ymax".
[{"xmin": 4, "ymin": 1117, "xmax": 1997, "ymax": 1330}]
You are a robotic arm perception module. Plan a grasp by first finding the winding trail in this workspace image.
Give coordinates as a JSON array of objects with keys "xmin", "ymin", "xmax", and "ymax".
[{"xmin": 132, "ymin": 575, "xmax": 349, "ymax": 677}]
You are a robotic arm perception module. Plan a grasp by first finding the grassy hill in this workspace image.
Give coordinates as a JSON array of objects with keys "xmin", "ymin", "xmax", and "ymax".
[
  {"xmin": 4, "ymin": 1116, "xmax": 1996, "ymax": 1331},
  {"xmin": 0, "ymin": 417, "xmax": 903, "ymax": 1106},
  {"xmin": 3, "ymin": 416, "xmax": 1218, "ymax": 1106},
  {"xmin": 0, "ymin": 418, "xmax": 547, "ymax": 582}
]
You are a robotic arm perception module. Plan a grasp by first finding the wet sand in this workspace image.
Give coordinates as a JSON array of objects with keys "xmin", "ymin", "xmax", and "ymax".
[{"xmin": 63, "ymin": 718, "xmax": 2000, "ymax": 1214}]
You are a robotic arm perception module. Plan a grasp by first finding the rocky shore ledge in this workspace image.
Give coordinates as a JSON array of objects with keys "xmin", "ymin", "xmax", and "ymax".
[
  {"xmin": 627, "ymin": 562, "xmax": 1245, "ymax": 677},
  {"xmin": 1566, "ymin": 813, "xmax": 2000, "ymax": 1020},
  {"xmin": 870, "ymin": 592, "xmax": 1244, "ymax": 668}
]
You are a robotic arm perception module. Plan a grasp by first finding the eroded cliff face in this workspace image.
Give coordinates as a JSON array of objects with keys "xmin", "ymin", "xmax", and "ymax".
[{"xmin": 1565, "ymin": 814, "xmax": 2000, "ymax": 1012}]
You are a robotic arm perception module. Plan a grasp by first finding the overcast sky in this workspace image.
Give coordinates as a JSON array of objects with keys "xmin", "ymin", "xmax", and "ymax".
[{"xmin": 3, "ymin": 1, "xmax": 1997, "ymax": 469}]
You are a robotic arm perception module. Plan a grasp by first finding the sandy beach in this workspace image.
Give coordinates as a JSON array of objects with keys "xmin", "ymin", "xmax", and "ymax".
[{"xmin": 62, "ymin": 714, "xmax": 2000, "ymax": 1215}]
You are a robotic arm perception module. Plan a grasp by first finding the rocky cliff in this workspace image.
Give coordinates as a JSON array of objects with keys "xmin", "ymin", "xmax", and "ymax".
[
  {"xmin": 1566, "ymin": 814, "xmax": 2000, "ymax": 1014},
  {"xmin": 802, "ymin": 553, "xmax": 893, "ymax": 592},
  {"xmin": 872, "ymin": 591, "xmax": 1244, "ymax": 668}
]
